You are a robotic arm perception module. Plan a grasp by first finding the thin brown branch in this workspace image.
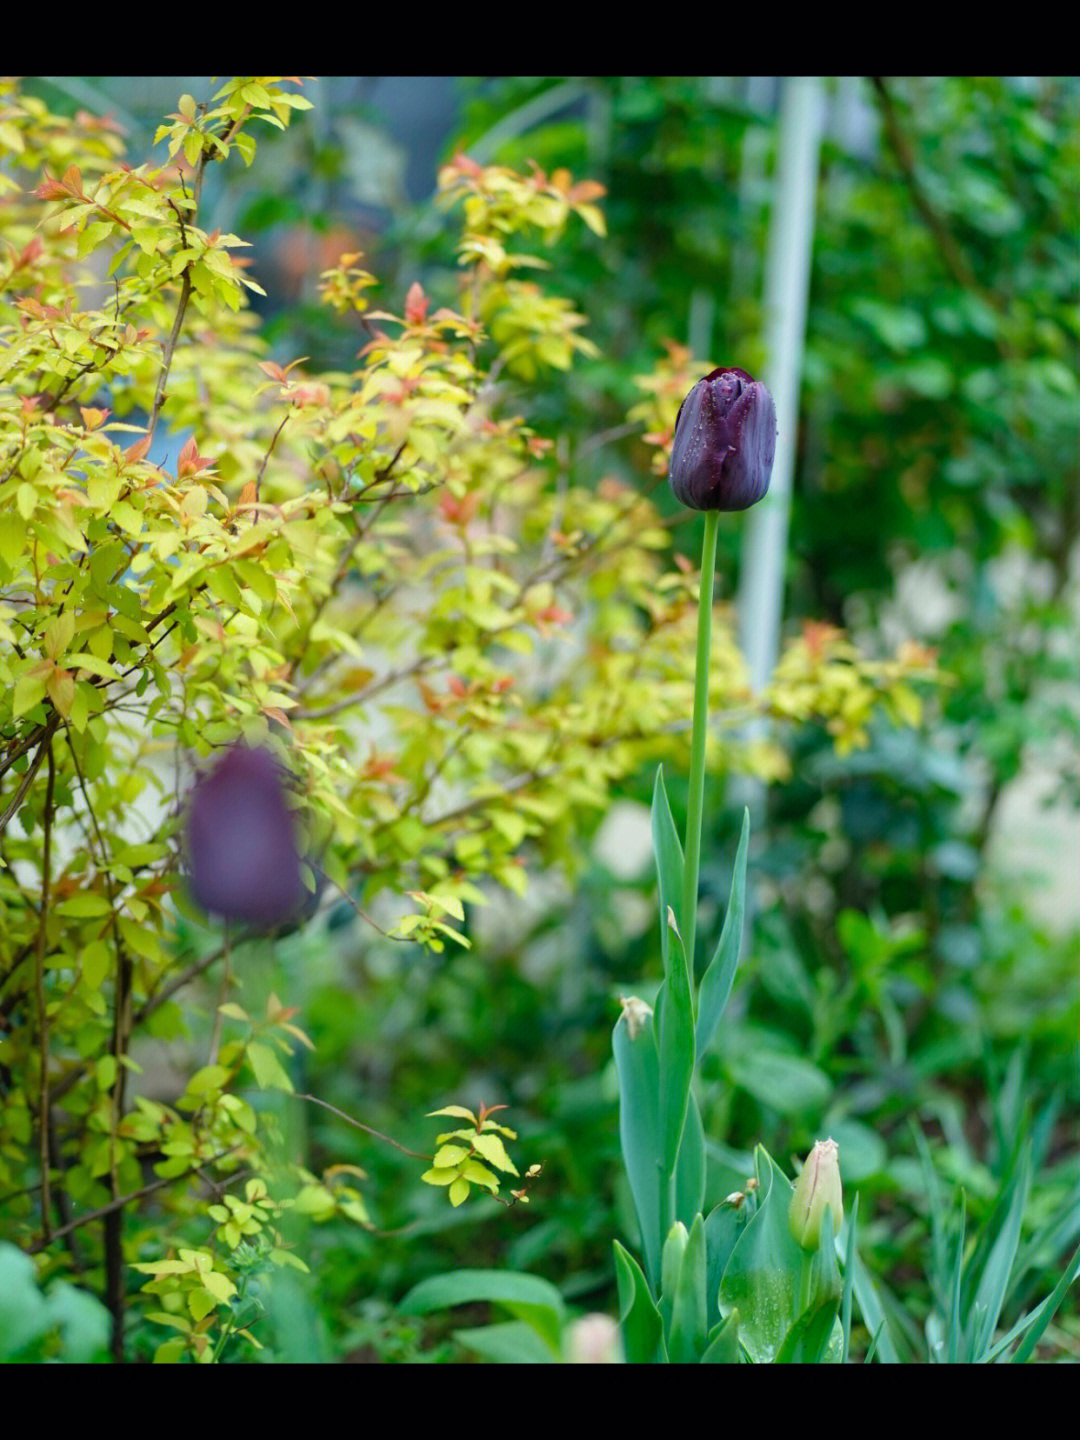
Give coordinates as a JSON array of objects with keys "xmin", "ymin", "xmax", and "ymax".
[
  {"xmin": 293, "ymin": 1094, "xmax": 431, "ymax": 1159},
  {"xmin": 254, "ymin": 412, "xmax": 291, "ymax": 499},
  {"xmin": 870, "ymin": 77, "xmax": 1007, "ymax": 332},
  {"xmin": 27, "ymin": 1148, "xmax": 243, "ymax": 1254},
  {"xmin": 309, "ymin": 861, "xmax": 405, "ymax": 942},
  {"xmin": 146, "ymin": 271, "xmax": 191, "ymax": 444},
  {"xmin": 299, "ymin": 655, "xmax": 435, "ymax": 721},
  {"xmin": 134, "ymin": 936, "xmax": 244, "ymax": 1029},
  {"xmin": 34, "ymin": 741, "xmax": 56, "ymax": 1242},
  {"xmin": 0, "ymin": 717, "xmax": 61, "ymax": 835}
]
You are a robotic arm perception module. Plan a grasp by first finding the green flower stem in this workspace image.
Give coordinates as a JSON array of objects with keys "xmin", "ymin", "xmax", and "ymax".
[{"xmin": 682, "ymin": 509, "xmax": 720, "ymax": 985}]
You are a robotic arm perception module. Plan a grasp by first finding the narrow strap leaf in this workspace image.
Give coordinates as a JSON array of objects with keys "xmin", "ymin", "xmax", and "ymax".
[
  {"xmin": 613, "ymin": 1009, "xmax": 664, "ymax": 1291},
  {"xmin": 695, "ymin": 807, "xmax": 749, "ymax": 1052},
  {"xmin": 614, "ymin": 1240, "xmax": 664, "ymax": 1363}
]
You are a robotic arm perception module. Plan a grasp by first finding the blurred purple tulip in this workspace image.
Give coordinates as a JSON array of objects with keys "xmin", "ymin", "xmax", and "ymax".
[
  {"xmin": 184, "ymin": 744, "xmax": 306, "ymax": 930},
  {"xmin": 668, "ymin": 367, "xmax": 776, "ymax": 511}
]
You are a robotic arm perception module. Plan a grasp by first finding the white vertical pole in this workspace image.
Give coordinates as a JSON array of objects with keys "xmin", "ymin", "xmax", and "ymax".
[{"xmin": 737, "ymin": 76, "xmax": 825, "ymax": 696}]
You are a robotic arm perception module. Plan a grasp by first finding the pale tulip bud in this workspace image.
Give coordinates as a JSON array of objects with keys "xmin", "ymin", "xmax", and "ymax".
[
  {"xmin": 565, "ymin": 1313, "xmax": 624, "ymax": 1363},
  {"xmin": 789, "ymin": 1138, "xmax": 844, "ymax": 1252}
]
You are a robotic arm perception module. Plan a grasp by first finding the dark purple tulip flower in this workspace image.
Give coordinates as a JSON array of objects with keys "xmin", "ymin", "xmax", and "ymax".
[
  {"xmin": 184, "ymin": 744, "xmax": 306, "ymax": 930},
  {"xmin": 668, "ymin": 367, "xmax": 777, "ymax": 512}
]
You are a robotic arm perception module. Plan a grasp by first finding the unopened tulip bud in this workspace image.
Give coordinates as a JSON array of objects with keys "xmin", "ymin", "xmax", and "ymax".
[
  {"xmin": 661, "ymin": 1220, "xmax": 689, "ymax": 1298},
  {"xmin": 789, "ymin": 1138, "xmax": 844, "ymax": 1252},
  {"xmin": 184, "ymin": 743, "xmax": 306, "ymax": 930},
  {"xmin": 564, "ymin": 1312, "xmax": 624, "ymax": 1363},
  {"xmin": 668, "ymin": 367, "xmax": 776, "ymax": 512}
]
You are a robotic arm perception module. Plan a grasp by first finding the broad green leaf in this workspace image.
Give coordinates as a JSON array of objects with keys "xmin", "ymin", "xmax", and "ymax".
[
  {"xmin": 502, "ymin": 1301, "xmax": 563, "ymax": 1356},
  {"xmin": 12, "ymin": 673, "xmax": 47, "ymax": 719},
  {"xmin": 426, "ymin": 1105, "xmax": 477, "ymax": 1122},
  {"xmin": 613, "ymin": 1240, "xmax": 663, "ymax": 1363},
  {"xmin": 433, "ymin": 1144, "xmax": 470, "ymax": 1167},
  {"xmin": 246, "ymin": 1041, "xmax": 294, "ymax": 1093},
  {"xmin": 696, "ymin": 808, "xmax": 748, "ymax": 1052},
  {"xmin": 56, "ymin": 893, "xmax": 112, "ymax": 918},
  {"xmin": 470, "ymin": 1131, "xmax": 518, "ymax": 1174},
  {"xmin": 453, "ymin": 1320, "xmax": 556, "ymax": 1363},
  {"xmin": 613, "ymin": 1008, "xmax": 663, "ymax": 1291},
  {"xmin": 399, "ymin": 1269, "xmax": 565, "ymax": 1345},
  {"xmin": 705, "ymin": 1201, "xmax": 750, "ymax": 1327},
  {"xmin": 727, "ymin": 1046, "xmax": 832, "ymax": 1115},
  {"xmin": 718, "ymin": 1146, "xmax": 805, "ymax": 1363},
  {"xmin": 0, "ymin": 1245, "xmax": 49, "ymax": 1357}
]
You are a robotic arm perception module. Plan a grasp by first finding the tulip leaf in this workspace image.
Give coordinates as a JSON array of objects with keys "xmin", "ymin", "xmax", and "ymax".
[
  {"xmin": 775, "ymin": 1296, "xmax": 842, "ymax": 1363},
  {"xmin": 652, "ymin": 770, "xmax": 694, "ymax": 1177},
  {"xmin": 696, "ymin": 807, "xmax": 749, "ymax": 1053},
  {"xmin": 705, "ymin": 1199, "xmax": 751, "ymax": 1323},
  {"xmin": 700, "ymin": 1309, "xmax": 741, "ymax": 1363},
  {"xmin": 657, "ymin": 976, "xmax": 694, "ymax": 1183},
  {"xmin": 674, "ymin": 1089, "xmax": 706, "ymax": 1228},
  {"xmin": 613, "ymin": 1008, "xmax": 663, "ymax": 1292},
  {"xmin": 613, "ymin": 1240, "xmax": 664, "ymax": 1363},
  {"xmin": 717, "ymin": 1146, "xmax": 804, "ymax": 1363},
  {"xmin": 667, "ymin": 1212, "xmax": 708, "ymax": 1364},
  {"xmin": 650, "ymin": 766, "xmax": 685, "ymax": 973},
  {"xmin": 775, "ymin": 1208, "xmax": 844, "ymax": 1364}
]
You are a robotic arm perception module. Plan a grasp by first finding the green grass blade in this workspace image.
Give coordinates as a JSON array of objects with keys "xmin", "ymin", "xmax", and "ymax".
[
  {"xmin": 1006, "ymin": 1242, "xmax": 1080, "ymax": 1363},
  {"xmin": 695, "ymin": 808, "xmax": 749, "ymax": 1053},
  {"xmin": 863, "ymin": 1319, "xmax": 886, "ymax": 1364},
  {"xmin": 840, "ymin": 1192, "xmax": 859, "ymax": 1364},
  {"xmin": 399, "ymin": 1269, "xmax": 565, "ymax": 1356},
  {"xmin": 970, "ymin": 1147, "xmax": 1030, "ymax": 1360},
  {"xmin": 947, "ymin": 1190, "xmax": 966, "ymax": 1364},
  {"xmin": 850, "ymin": 1250, "xmax": 901, "ymax": 1363}
]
